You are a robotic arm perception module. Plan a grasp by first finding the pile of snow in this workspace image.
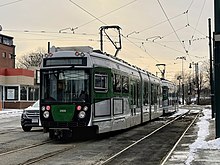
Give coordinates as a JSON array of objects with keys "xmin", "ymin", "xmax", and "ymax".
[
  {"xmin": 185, "ymin": 108, "xmax": 219, "ymax": 165},
  {"xmin": 0, "ymin": 109, "xmax": 23, "ymax": 119},
  {"xmin": 169, "ymin": 108, "xmax": 189, "ymax": 118}
]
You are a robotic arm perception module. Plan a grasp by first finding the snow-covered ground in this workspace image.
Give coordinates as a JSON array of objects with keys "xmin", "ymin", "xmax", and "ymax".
[
  {"xmin": 184, "ymin": 106, "xmax": 220, "ymax": 165},
  {"xmin": 0, "ymin": 109, "xmax": 23, "ymax": 119}
]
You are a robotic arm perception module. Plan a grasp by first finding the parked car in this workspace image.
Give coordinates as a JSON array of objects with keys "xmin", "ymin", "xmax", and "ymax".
[{"xmin": 21, "ymin": 100, "xmax": 41, "ymax": 132}]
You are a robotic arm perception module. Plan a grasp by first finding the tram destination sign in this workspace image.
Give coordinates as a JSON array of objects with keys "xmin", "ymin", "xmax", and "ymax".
[{"xmin": 44, "ymin": 57, "xmax": 87, "ymax": 67}]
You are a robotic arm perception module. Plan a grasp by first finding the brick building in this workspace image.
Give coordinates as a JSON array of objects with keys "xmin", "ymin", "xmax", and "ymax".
[
  {"xmin": 0, "ymin": 34, "xmax": 15, "ymax": 68},
  {"xmin": 0, "ymin": 33, "xmax": 39, "ymax": 110}
]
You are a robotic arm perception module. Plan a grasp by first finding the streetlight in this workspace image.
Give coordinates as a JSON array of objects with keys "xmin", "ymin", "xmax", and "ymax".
[{"xmin": 176, "ymin": 56, "xmax": 186, "ymax": 104}]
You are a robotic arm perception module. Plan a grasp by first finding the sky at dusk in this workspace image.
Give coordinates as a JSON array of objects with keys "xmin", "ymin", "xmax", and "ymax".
[{"xmin": 0, "ymin": 0, "xmax": 214, "ymax": 80}]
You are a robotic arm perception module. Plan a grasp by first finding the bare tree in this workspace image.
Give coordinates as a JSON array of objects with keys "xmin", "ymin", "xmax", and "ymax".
[
  {"xmin": 174, "ymin": 62, "xmax": 210, "ymax": 105},
  {"xmin": 16, "ymin": 48, "xmax": 47, "ymax": 69},
  {"xmin": 201, "ymin": 60, "xmax": 211, "ymax": 88}
]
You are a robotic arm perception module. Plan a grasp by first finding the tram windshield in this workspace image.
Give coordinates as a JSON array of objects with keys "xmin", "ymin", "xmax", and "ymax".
[{"xmin": 41, "ymin": 69, "xmax": 89, "ymax": 102}]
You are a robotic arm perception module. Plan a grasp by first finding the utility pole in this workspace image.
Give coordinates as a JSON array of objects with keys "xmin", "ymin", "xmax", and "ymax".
[
  {"xmin": 177, "ymin": 75, "xmax": 182, "ymax": 104},
  {"xmin": 209, "ymin": 18, "xmax": 215, "ymax": 118},
  {"xmin": 176, "ymin": 56, "xmax": 186, "ymax": 104},
  {"xmin": 48, "ymin": 42, "xmax": 50, "ymax": 54},
  {"xmin": 214, "ymin": 0, "xmax": 220, "ymax": 138},
  {"xmin": 195, "ymin": 63, "xmax": 200, "ymax": 105}
]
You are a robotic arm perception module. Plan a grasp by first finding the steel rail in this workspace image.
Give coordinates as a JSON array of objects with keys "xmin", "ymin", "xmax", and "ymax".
[
  {"xmin": 99, "ymin": 110, "xmax": 190, "ymax": 165},
  {"xmin": 19, "ymin": 145, "xmax": 76, "ymax": 165},
  {"xmin": 160, "ymin": 111, "xmax": 201, "ymax": 165},
  {"xmin": 0, "ymin": 140, "xmax": 51, "ymax": 156},
  {"xmin": 0, "ymin": 127, "xmax": 20, "ymax": 135}
]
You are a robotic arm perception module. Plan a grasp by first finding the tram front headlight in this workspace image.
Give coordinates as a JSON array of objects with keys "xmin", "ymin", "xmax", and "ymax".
[
  {"xmin": 78, "ymin": 111, "xmax": 86, "ymax": 119},
  {"xmin": 43, "ymin": 111, "xmax": 50, "ymax": 118},
  {"xmin": 41, "ymin": 106, "xmax": 45, "ymax": 111},
  {"xmin": 83, "ymin": 106, "xmax": 88, "ymax": 111}
]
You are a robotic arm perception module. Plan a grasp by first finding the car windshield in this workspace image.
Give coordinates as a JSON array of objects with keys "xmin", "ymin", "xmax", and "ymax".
[
  {"xmin": 32, "ymin": 100, "xmax": 39, "ymax": 108},
  {"xmin": 41, "ymin": 69, "xmax": 89, "ymax": 102}
]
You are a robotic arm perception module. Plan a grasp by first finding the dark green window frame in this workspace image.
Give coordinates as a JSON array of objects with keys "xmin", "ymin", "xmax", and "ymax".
[{"xmin": 94, "ymin": 73, "xmax": 108, "ymax": 92}]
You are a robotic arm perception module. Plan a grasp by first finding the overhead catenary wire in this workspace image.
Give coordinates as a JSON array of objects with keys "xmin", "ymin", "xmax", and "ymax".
[
  {"xmin": 157, "ymin": 0, "xmax": 188, "ymax": 55},
  {"xmin": 68, "ymin": 0, "xmax": 106, "ymax": 26},
  {"xmin": 0, "ymin": 0, "xmax": 24, "ymax": 8},
  {"xmin": 186, "ymin": 0, "xmax": 194, "ymax": 25},
  {"xmin": 126, "ymin": 11, "xmax": 188, "ymax": 37},
  {"xmin": 68, "ymin": 0, "xmax": 160, "ymax": 63},
  {"xmin": 1, "ymin": 0, "xmax": 209, "ymax": 73},
  {"xmin": 72, "ymin": 0, "xmax": 139, "ymax": 30},
  {"xmin": 187, "ymin": 0, "xmax": 207, "ymax": 52}
]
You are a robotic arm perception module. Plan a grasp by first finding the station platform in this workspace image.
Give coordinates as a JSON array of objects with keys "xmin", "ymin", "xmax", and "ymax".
[{"xmin": 165, "ymin": 105, "xmax": 220, "ymax": 165}]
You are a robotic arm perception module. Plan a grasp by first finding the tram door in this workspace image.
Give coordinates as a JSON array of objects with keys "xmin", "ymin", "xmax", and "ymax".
[
  {"xmin": 131, "ymin": 81, "xmax": 138, "ymax": 116},
  {"xmin": 150, "ymin": 84, "xmax": 156, "ymax": 120}
]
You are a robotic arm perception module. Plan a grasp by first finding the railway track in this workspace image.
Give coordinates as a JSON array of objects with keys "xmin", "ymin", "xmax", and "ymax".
[
  {"xmin": 0, "ymin": 138, "xmax": 78, "ymax": 165},
  {"xmin": 0, "ymin": 127, "xmax": 21, "ymax": 135},
  {"xmin": 0, "ymin": 140, "xmax": 51, "ymax": 156},
  {"xmin": 98, "ymin": 110, "xmax": 201, "ymax": 165},
  {"xmin": 18, "ymin": 145, "xmax": 76, "ymax": 165},
  {"xmin": 0, "ymin": 107, "xmax": 202, "ymax": 165}
]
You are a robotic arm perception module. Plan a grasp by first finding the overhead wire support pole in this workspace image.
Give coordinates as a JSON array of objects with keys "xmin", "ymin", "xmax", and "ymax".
[
  {"xmin": 176, "ymin": 56, "xmax": 186, "ymax": 105},
  {"xmin": 208, "ymin": 18, "xmax": 215, "ymax": 119},
  {"xmin": 214, "ymin": 0, "xmax": 220, "ymax": 138}
]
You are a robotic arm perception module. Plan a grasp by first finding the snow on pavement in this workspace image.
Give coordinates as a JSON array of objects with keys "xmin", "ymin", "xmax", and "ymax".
[
  {"xmin": 0, "ymin": 109, "xmax": 23, "ymax": 119},
  {"xmin": 185, "ymin": 107, "xmax": 219, "ymax": 165}
]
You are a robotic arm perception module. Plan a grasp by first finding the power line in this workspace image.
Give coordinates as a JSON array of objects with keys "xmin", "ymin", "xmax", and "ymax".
[
  {"xmin": 4, "ymin": 29, "xmax": 98, "ymax": 37},
  {"xmin": 191, "ymin": 0, "xmax": 207, "ymax": 39},
  {"xmin": 0, "ymin": 0, "xmax": 24, "ymax": 8},
  {"xmin": 73, "ymin": 0, "xmax": 139, "ymax": 30},
  {"xmin": 187, "ymin": 0, "xmax": 194, "ymax": 11},
  {"xmin": 157, "ymin": 0, "xmax": 188, "ymax": 54},
  {"xmin": 68, "ymin": 0, "xmax": 160, "ymax": 63},
  {"xmin": 126, "ymin": 11, "xmax": 187, "ymax": 37},
  {"xmin": 161, "ymin": 24, "xmax": 190, "ymax": 39},
  {"xmin": 187, "ymin": 0, "xmax": 207, "ymax": 52},
  {"xmin": 68, "ymin": 0, "xmax": 106, "ymax": 25}
]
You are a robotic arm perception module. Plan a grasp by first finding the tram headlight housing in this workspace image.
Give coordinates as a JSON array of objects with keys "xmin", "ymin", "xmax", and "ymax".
[
  {"xmin": 78, "ymin": 111, "xmax": 86, "ymax": 119},
  {"xmin": 43, "ymin": 111, "xmax": 50, "ymax": 118},
  {"xmin": 83, "ymin": 106, "xmax": 88, "ymax": 111},
  {"xmin": 41, "ymin": 106, "xmax": 45, "ymax": 111}
]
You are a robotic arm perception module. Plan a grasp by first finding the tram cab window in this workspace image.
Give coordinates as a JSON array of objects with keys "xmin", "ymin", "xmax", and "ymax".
[
  {"xmin": 42, "ymin": 70, "xmax": 89, "ymax": 102},
  {"xmin": 79, "ymin": 90, "xmax": 89, "ymax": 101},
  {"xmin": 94, "ymin": 73, "xmax": 108, "ymax": 92}
]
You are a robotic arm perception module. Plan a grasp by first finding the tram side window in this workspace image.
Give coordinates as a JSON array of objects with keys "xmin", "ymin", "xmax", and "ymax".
[
  {"xmin": 143, "ymin": 82, "xmax": 149, "ymax": 105},
  {"xmin": 122, "ymin": 76, "xmax": 129, "ymax": 93},
  {"xmin": 158, "ymin": 85, "xmax": 162, "ymax": 107},
  {"xmin": 151, "ymin": 84, "xmax": 157, "ymax": 104},
  {"xmin": 137, "ymin": 82, "xmax": 141, "ymax": 107},
  {"xmin": 130, "ymin": 82, "xmax": 136, "ymax": 105},
  {"xmin": 113, "ymin": 74, "xmax": 122, "ymax": 93},
  {"xmin": 94, "ymin": 74, "xmax": 108, "ymax": 92}
]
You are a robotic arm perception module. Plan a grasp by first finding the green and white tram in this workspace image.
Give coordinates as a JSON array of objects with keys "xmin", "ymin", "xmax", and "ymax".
[
  {"xmin": 161, "ymin": 78, "xmax": 178, "ymax": 114},
  {"xmin": 40, "ymin": 46, "xmax": 164, "ymax": 138}
]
